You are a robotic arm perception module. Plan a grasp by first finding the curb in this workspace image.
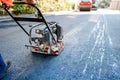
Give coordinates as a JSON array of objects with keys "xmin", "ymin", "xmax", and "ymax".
[
  {"xmin": 0, "ymin": 14, "xmax": 53, "ymax": 23},
  {"xmin": 0, "ymin": 18, "xmax": 13, "ymax": 23},
  {"xmin": 0, "ymin": 16, "xmax": 13, "ymax": 23}
]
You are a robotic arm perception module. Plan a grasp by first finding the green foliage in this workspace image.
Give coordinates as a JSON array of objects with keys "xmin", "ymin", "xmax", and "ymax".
[
  {"xmin": 69, "ymin": 2, "xmax": 75, "ymax": 10},
  {"xmin": 12, "ymin": 4, "xmax": 35, "ymax": 15},
  {"xmin": 37, "ymin": 0, "xmax": 71, "ymax": 12},
  {"xmin": 0, "ymin": 0, "xmax": 71, "ymax": 15},
  {"xmin": 101, "ymin": 0, "xmax": 107, "ymax": 3},
  {"xmin": 100, "ymin": 0, "xmax": 111, "ymax": 6},
  {"xmin": 12, "ymin": 0, "xmax": 36, "ymax": 15}
]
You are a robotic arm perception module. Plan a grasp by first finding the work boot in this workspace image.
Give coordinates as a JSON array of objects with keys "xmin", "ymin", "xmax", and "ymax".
[
  {"xmin": 5, "ymin": 60, "xmax": 11, "ymax": 71},
  {"xmin": 0, "ymin": 60, "xmax": 11, "ymax": 79}
]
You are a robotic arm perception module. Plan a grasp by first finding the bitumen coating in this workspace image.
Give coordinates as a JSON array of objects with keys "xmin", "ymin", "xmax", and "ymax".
[{"xmin": 0, "ymin": 10, "xmax": 120, "ymax": 80}]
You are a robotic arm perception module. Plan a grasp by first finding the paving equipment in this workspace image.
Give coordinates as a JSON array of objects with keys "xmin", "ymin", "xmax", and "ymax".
[{"xmin": 1, "ymin": 0, "xmax": 64, "ymax": 55}]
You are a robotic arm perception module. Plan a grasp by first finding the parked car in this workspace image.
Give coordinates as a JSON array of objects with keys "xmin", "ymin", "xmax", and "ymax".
[
  {"xmin": 78, "ymin": 0, "xmax": 92, "ymax": 11},
  {"xmin": 92, "ymin": 4, "xmax": 97, "ymax": 10}
]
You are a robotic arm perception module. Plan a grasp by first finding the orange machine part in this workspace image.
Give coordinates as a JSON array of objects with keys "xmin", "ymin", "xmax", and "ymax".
[{"xmin": 0, "ymin": 0, "xmax": 13, "ymax": 7}]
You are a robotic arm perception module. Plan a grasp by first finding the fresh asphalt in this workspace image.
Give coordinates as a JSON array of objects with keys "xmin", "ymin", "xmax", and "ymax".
[{"xmin": 0, "ymin": 10, "xmax": 120, "ymax": 80}]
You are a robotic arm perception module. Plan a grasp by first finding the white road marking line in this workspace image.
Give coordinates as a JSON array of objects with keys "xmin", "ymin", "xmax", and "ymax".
[
  {"xmin": 98, "ymin": 68, "xmax": 102, "ymax": 79},
  {"xmin": 82, "ymin": 63, "xmax": 88, "ymax": 75}
]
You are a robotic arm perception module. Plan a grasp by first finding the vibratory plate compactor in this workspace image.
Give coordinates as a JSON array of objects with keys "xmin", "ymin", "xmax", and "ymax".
[{"xmin": 1, "ymin": 0, "xmax": 64, "ymax": 55}]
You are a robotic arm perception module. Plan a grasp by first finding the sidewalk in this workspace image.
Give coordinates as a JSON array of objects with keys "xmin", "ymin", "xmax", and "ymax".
[
  {"xmin": 0, "ymin": 11, "xmax": 73, "ymax": 23},
  {"xmin": 0, "ymin": 14, "xmax": 51, "ymax": 23}
]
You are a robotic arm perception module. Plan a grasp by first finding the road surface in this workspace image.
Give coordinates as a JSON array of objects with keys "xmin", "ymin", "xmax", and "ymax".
[{"xmin": 0, "ymin": 10, "xmax": 120, "ymax": 80}]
